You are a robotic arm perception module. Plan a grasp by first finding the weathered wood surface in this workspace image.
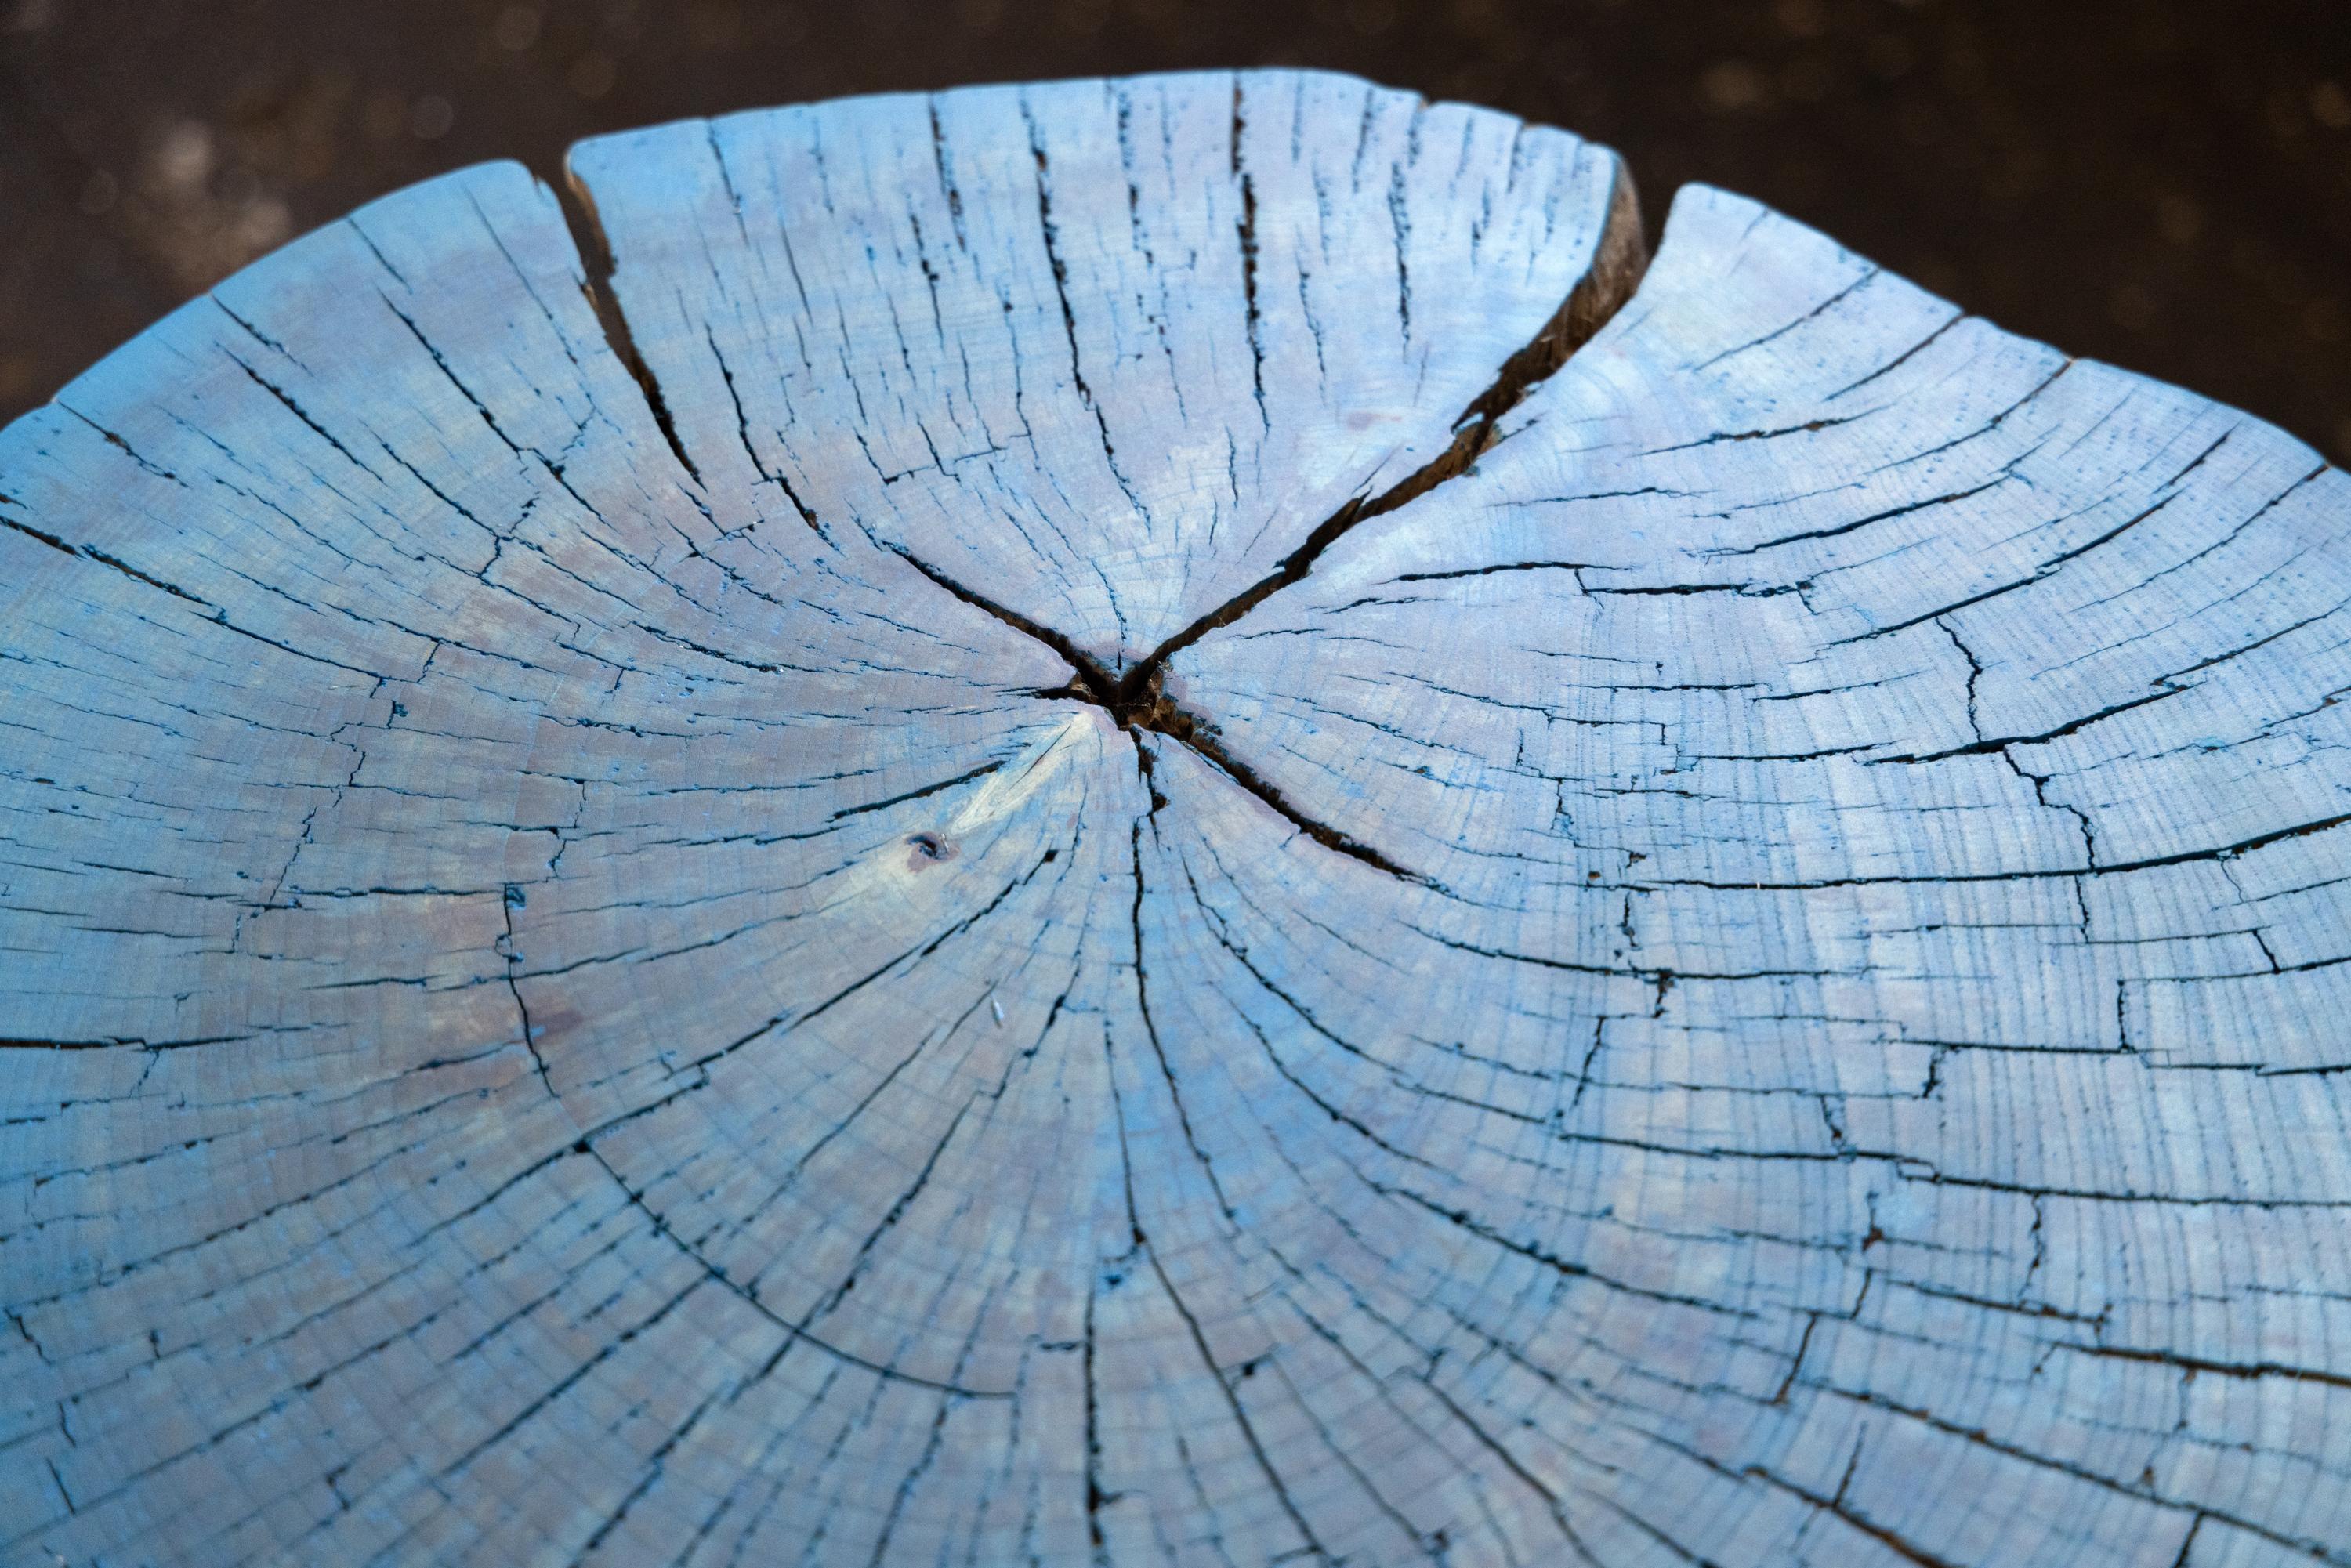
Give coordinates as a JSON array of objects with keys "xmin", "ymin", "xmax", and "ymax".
[{"xmin": 2, "ymin": 68, "xmax": 2348, "ymax": 1567}]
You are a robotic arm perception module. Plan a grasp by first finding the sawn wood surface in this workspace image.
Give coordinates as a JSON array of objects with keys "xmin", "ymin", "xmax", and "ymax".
[{"xmin": 2, "ymin": 69, "xmax": 2347, "ymax": 1568}]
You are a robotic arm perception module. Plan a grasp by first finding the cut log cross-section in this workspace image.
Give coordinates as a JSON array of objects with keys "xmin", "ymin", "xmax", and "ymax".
[{"xmin": 2, "ymin": 70, "xmax": 2348, "ymax": 1568}]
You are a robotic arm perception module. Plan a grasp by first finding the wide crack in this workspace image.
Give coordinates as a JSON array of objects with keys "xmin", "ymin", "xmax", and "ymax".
[{"xmin": 560, "ymin": 173, "xmax": 704, "ymax": 488}]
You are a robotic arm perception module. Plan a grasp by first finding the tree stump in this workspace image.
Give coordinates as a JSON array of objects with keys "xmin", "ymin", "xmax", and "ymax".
[{"xmin": 3, "ymin": 69, "xmax": 2348, "ymax": 1567}]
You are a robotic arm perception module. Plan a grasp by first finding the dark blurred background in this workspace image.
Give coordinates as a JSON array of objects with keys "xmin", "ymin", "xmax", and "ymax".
[{"xmin": 2, "ymin": 0, "xmax": 2346, "ymax": 459}]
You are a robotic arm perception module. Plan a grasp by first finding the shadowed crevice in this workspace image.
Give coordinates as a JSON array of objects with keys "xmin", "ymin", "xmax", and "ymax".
[
  {"xmin": 899, "ymin": 542, "xmax": 1430, "ymax": 884},
  {"xmin": 889, "ymin": 545, "xmax": 1128, "ymax": 712},
  {"xmin": 1131, "ymin": 696, "xmax": 1433, "ymax": 885},
  {"xmin": 556, "ymin": 169, "xmax": 704, "ymax": 489}
]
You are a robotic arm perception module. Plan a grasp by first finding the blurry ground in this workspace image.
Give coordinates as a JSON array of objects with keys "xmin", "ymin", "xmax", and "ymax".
[{"xmin": 2, "ymin": 0, "xmax": 2346, "ymax": 459}]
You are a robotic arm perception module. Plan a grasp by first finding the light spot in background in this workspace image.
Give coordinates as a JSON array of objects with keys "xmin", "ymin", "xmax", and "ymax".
[
  {"xmin": 155, "ymin": 119, "xmax": 212, "ymax": 190},
  {"xmin": 1774, "ymin": 0, "xmax": 1825, "ymax": 38},
  {"xmin": 1780, "ymin": 56, "xmax": 1834, "ymax": 101},
  {"xmin": 1701, "ymin": 60, "xmax": 1770, "ymax": 113},
  {"xmin": 408, "ymin": 94, "xmax": 455, "ymax": 140},
  {"xmin": 362, "ymin": 89, "xmax": 408, "ymax": 143},
  {"xmin": 118, "ymin": 118, "xmax": 294, "ymax": 295},
  {"xmin": 568, "ymin": 51, "xmax": 617, "ymax": 100},
  {"xmin": 2157, "ymin": 193, "xmax": 2202, "ymax": 245},
  {"xmin": 493, "ymin": 3, "xmax": 540, "ymax": 51},
  {"xmin": 2108, "ymin": 281, "xmax": 2159, "ymax": 331},
  {"xmin": 685, "ymin": 2, "xmax": 741, "ymax": 52},
  {"xmin": 1864, "ymin": 32, "xmax": 1917, "ymax": 79}
]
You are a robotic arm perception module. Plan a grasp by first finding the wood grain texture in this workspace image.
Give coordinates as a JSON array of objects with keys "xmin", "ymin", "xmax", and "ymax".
[{"xmin": 1, "ymin": 68, "xmax": 2346, "ymax": 1568}]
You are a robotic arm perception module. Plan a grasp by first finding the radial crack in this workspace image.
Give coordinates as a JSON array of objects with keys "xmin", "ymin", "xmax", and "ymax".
[
  {"xmin": 894, "ymin": 544, "xmax": 1431, "ymax": 884},
  {"xmin": 556, "ymin": 169, "xmax": 704, "ymax": 488},
  {"xmin": 1134, "ymin": 164, "xmax": 1649, "ymax": 676}
]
